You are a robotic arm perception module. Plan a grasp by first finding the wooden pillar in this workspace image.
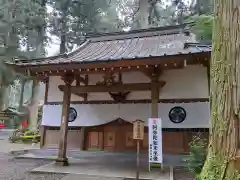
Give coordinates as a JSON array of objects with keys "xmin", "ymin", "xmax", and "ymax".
[
  {"xmin": 44, "ymin": 78, "xmax": 49, "ymax": 104},
  {"xmin": 80, "ymin": 127, "xmax": 85, "ymax": 150},
  {"xmin": 151, "ymin": 83, "xmax": 159, "ymax": 118},
  {"xmin": 207, "ymin": 63, "xmax": 210, "ymax": 95},
  {"xmin": 40, "ymin": 125, "xmax": 46, "ymax": 148},
  {"xmin": 151, "ymin": 71, "xmax": 160, "ymax": 118},
  {"xmin": 75, "ymin": 75, "xmax": 88, "ymax": 150},
  {"xmin": 56, "ymin": 74, "xmax": 74, "ymax": 166},
  {"xmin": 150, "ymin": 68, "xmax": 162, "ymax": 169}
]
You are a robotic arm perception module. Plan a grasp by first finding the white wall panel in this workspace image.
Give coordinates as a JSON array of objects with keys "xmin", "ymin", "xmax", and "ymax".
[
  {"xmin": 47, "ymin": 65, "xmax": 208, "ymax": 102},
  {"xmin": 41, "ymin": 102, "xmax": 210, "ymax": 128}
]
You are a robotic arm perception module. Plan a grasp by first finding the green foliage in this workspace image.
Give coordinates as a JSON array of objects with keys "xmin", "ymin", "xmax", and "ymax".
[
  {"xmin": 197, "ymin": 150, "xmax": 240, "ymax": 180},
  {"xmin": 8, "ymin": 136, "xmax": 23, "ymax": 143},
  {"xmin": 185, "ymin": 134, "xmax": 207, "ymax": 175},
  {"xmin": 0, "ymin": 0, "xmax": 46, "ymax": 58},
  {"xmin": 0, "ymin": 0, "xmax": 46, "ymax": 110},
  {"xmin": 188, "ymin": 15, "xmax": 213, "ymax": 40},
  {"xmin": 48, "ymin": 0, "xmax": 122, "ymax": 53},
  {"xmin": 9, "ymin": 135, "xmax": 40, "ymax": 143},
  {"xmin": 122, "ymin": 0, "xmax": 213, "ymax": 29},
  {"xmin": 24, "ymin": 130, "xmax": 36, "ymax": 136},
  {"xmin": 38, "ymin": 105, "xmax": 43, "ymax": 124},
  {"xmin": 9, "ymin": 130, "xmax": 40, "ymax": 143}
]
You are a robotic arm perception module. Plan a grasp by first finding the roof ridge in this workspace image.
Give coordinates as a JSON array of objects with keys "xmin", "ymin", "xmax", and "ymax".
[
  {"xmin": 86, "ymin": 23, "xmax": 193, "ymax": 43},
  {"xmin": 184, "ymin": 42, "xmax": 212, "ymax": 49},
  {"xmin": 86, "ymin": 23, "xmax": 194, "ymax": 38},
  {"xmin": 64, "ymin": 39, "xmax": 90, "ymax": 58}
]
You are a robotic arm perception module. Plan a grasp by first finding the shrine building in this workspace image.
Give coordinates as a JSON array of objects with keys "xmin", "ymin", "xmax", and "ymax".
[{"xmin": 6, "ymin": 24, "xmax": 211, "ymax": 166}]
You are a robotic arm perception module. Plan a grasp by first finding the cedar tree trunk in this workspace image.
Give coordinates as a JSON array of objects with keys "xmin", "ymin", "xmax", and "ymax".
[
  {"xmin": 28, "ymin": 79, "xmax": 40, "ymax": 130},
  {"xmin": 199, "ymin": 1, "xmax": 240, "ymax": 180}
]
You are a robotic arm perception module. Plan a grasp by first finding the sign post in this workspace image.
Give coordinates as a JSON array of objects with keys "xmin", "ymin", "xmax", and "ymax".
[
  {"xmin": 133, "ymin": 119, "xmax": 145, "ymax": 180},
  {"xmin": 148, "ymin": 118, "xmax": 163, "ymax": 171}
]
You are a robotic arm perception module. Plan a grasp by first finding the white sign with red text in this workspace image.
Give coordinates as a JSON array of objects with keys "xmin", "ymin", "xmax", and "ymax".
[{"xmin": 148, "ymin": 118, "xmax": 163, "ymax": 164}]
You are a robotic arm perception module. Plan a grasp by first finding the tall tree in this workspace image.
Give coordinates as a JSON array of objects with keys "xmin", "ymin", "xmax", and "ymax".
[
  {"xmin": 199, "ymin": 1, "xmax": 240, "ymax": 180},
  {"xmin": 48, "ymin": 0, "xmax": 121, "ymax": 54},
  {"xmin": 0, "ymin": 0, "xmax": 46, "ymax": 130},
  {"xmin": 0, "ymin": 0, "xmax": 20, "ymax": 110},
  {"xmin": 195, "ymin": 0, "xmax": 213, "ymax": 15},
  {"xmin": 0, "ymin": 0, "xmax": 39, "ymax": 111},
  {"xmin": 27, "ymin": 0, "xmax": 47, "ymax": 130},
  {"xmin": 123, "ymin": 0, "xmax": 213, "ymax": 29},
  {"xmin": 135, "ymin": 0, "xmax": 149, "ymax": 29}
]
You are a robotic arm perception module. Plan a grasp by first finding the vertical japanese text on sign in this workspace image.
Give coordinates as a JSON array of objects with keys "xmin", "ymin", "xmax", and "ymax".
[
  {"xmin": 133, "ymin": 120, "xmax": 144, "ymax": 140},
  {"xmin": 148, "ymin": 118, "xmax": 163, "ymax": 164}
]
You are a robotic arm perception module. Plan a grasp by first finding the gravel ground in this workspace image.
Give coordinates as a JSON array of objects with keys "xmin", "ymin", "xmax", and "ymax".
[
  {"xmin": 173, "ymin": 167, "xmax": 194, "ymax": 180},
  {"xmin": 0, "ymin": 153, "xmax": 67, "ymax": 180}
]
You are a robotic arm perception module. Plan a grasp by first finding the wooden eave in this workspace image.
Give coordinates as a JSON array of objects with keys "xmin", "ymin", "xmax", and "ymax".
[{"xmin": 9, "ymin": 51, "xmax": 211, "ymax": 77}]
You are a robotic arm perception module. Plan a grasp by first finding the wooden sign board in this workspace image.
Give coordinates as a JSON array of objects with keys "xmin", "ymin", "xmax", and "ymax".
[{"xmin": 133, "ymin": 119, "xmax": 144, "ymax": 140}]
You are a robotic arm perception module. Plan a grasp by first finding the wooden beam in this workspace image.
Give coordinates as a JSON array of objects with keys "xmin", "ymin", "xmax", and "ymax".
[
  {"xmin": 74, "ymin": 92, "xmax": 88, "ymax": 99},
  {"xmin": 58, "ymin": 82, "xmax": 166, "ymax": 93},
  {"xmin": 59, "ymin": 88, "xmax": 87, "ymax": 99},
  {"xmin": 32, "ymin": 64, "xmax": 184, "ymax": 77},
  {"xmin": 45, "ymin": 98, "xmax": 210, "ymax": 105}
]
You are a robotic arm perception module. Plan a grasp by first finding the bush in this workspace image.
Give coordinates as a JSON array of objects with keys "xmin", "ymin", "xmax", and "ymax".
[
  {"xmin": 24, "ymin": 130, "xmax": 36, "ymax": 136},
  {"xmin": 185, "ymin": 134, "xmax": 207, "ymax": 175},
  {"xmin": 9, "ymin": 131, "xmax": 41, "ymax": 143},
  {"xmin": 8, "ymin": 136, "xmax": 24, "ymax": 143}
]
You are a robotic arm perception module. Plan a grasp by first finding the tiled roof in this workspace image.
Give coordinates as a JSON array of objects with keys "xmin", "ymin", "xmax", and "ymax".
[{"xmin": 10, "ymin": 24, "xmax": 211, "ymax": 67}]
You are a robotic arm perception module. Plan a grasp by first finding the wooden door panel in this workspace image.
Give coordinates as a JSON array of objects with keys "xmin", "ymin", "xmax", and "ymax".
[
  {"xmin": 90, "ymin": 132, "xmax": 98, "ymax": 146},
  {"xmin": 162, "ymin": 132, "xmax": 184, "ymax": 154},
  {"xmin": 104, "ymin": 131, "xmax": 115, "ymax": 149},
  {"xmin": 88, "ymin": 131, "xmax": 103, "ymax": 150},
  {"xmin": 142, "ymin": 133, "xmax": 148, "ymax": 148},
  {"xmin": 125, "ymin": 132, "xmax": 134, "ymax": 147}
]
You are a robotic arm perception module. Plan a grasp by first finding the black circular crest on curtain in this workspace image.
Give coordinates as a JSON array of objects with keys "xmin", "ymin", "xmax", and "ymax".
[
  {"xmin": 68, "ymin": 107, "xmax": 77, "ymax": 122},
  {"xmin": 168, "ymin": 106, "xmax": 186, "ymax": 123}
]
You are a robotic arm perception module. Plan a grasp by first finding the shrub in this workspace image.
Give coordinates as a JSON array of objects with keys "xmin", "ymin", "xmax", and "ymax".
[
  {"xmin": 185, "ymin": 134, "xmax": 207, "ymax": 175},
  {"xmin": 9, "ymin": 130, "xmax": 41, "ymax": 143},
  {"xmin": 24, "ymin": 131, "xmax": 36, "ymax": 136},
  {"xmin": 8, "ymin": 136, "xmax": 24, "ymax": 143}
]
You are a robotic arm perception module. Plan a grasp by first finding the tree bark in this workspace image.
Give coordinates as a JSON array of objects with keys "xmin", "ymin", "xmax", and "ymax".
[
  {"xmin": 28, "ymin": 79, "xmax": 40, "ymax": 130},
  {"xmin": 134, "ymin": 0, "xmax": 149, "ymax": 29},
  {"xmin": 60, "ymin": 33, "xmax": 67, "ymax": 54},
  {"xmin": 199, "ymin": 1, "xmax": 240, "ymax": 180},
  {"xmin": 0, "ymin": 86, "xmax": 8, "ymax": 111},
  {"xmin": 27, "ymin": 0, "xmax": 46, "ymax": 131},
  {"xmin": 59, "ymin": 0, "xmax": 70, "ymax": 54},
  {"xmin": 18, "ymin": 78, "xmax": 26, "ymax": 111}
]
